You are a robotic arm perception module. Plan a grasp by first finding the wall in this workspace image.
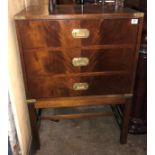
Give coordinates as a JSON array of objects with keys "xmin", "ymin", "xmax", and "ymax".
[
  {"xmin": 8, "ymin": 96, "xmax": 19, "ymax": 155},
  {"xmin": 8, "ymin": 0, "xmax": 32, "ymax": 154}
]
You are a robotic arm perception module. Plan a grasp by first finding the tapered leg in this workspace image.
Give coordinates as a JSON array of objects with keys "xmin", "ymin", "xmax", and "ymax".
[
  {"xmin": 28, "ymin": 103, "xmax": 40, "ymax": 150},
  {"xmin": 120, "ymin": 98, "xmax": 132, "ymax": 144}
]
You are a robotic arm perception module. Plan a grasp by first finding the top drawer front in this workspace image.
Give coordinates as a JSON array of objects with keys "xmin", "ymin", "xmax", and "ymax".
[{"xmin": 17, "ymin": 19, "xmax": 139, "ymax": 49}]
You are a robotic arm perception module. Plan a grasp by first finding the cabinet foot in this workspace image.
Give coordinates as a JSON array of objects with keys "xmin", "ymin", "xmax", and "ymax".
[
  {"xmin": 28, "ymin": 103, "xmax": 40, "ymax": 150},
  {"xmin": 120, "ymin": 98, "xmax": 132, "ymax": 144}
]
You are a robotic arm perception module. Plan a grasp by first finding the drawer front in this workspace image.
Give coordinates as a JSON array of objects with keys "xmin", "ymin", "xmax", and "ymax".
[
  {"xmin": 27, "ymin": 74, "xmax": 132, "ymax": 98},
  {"xmin": 17, "ymin": 19, "xmax": 139, "ymax": 49},
  {"xmin": 24, "ymin": 48, "xmax": 135, "ymax": 76}
]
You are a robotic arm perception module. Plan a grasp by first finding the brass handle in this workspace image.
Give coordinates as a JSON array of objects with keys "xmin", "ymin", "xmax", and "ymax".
[
  {"xmin": 72, "ymin": 29, "xmax": 90, "ymax": 39},
  {"xmin": 72, "ymin": 57, "xmax": 89, "ymax": 67},
  {"xmin": 73, "ymin": 83, "xmax": 89, "ymax": 91}
]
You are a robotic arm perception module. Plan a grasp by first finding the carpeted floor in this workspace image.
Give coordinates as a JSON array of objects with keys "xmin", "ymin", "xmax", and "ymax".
[{"xmin": 35, "ymin": 106, "xmax": 147, "ymax": 155}]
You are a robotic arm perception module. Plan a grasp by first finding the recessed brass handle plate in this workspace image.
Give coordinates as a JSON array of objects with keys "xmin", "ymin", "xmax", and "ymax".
[
  {"xmin": 72, "ymin": 29, "xmax": 90, "ymax": 39},
  {"xmin": 72, "ymin": 57, "xmax": 89, "ymax": 67},
  {"xmin": 73, "ymin": 83, "xmax": 89, "ymax": 91}
]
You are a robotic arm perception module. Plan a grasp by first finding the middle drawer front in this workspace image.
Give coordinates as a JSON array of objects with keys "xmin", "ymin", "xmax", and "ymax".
[
  {"xmin": 24, "ymin": 48, "xmax": 135, "ymax": 76},
  {"xmin": 27, "ymin": 74, "xmax": 132, "ymax": 99}
]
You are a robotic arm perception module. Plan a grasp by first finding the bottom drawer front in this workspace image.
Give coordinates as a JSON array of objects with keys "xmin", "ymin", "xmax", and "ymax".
[{"xmin": 27, "ymin": 75, "xmax": 132, "ymax": 98}]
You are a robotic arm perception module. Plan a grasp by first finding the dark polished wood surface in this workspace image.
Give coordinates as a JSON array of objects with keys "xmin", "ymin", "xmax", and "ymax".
[
  {"xmin": 57, "ymin": 0, "xmax": 74, "ymax": 4},
  {"xmin": 15, "ymin": 4, "xmax": 144, "ymax": 20},
  {"xmin": 15, "ymin": 15, "xmax": 143, "ymax": 100},
  {"xmin": 17, "ymin": 19, "xmax": 139, "ymax": 49},
  {"xmin": 23, "ymin": 48, "xmax": 135, "ymax": 76},
  {"xmin": 35, "ymin": 94, "xmax": 127, "ymax": 109},
  {"xmin": 27, "ymin": 73, "xmax": 132, "ymax": 98},
  {"xmin": 15, "ymin": 17, "xmax": 143, "ymax": 99}
]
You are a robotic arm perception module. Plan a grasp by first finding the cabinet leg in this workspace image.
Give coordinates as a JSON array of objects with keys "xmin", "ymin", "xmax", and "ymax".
[
  {"xmin": 28, "ymin": 103, "xmax": 40, "ymax": 150},
  {"xmin": 120, "ymin": 98, "xmax": 132, "ymax": 144}
]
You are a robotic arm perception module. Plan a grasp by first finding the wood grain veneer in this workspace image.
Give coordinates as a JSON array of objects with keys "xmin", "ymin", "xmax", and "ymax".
[
  {"xmin": 23, "ymin": 48, "xmax": 135, "ymax": 76},
  {"xmin": 27, "ymin": 73, "xmax": 132, "ymax": 98},
  {"xmin": 17, "ymin": 19, "xmax": 138, "ymax": 49}
]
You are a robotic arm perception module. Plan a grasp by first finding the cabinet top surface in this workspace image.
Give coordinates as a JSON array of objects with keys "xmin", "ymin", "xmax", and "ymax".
[{"xmin": 15, "ymin": 4, "xmax": 144, "ymax": 20}]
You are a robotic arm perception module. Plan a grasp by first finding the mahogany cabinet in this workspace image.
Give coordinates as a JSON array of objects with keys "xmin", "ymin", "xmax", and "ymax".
[{"xmin": 14, "ymin": 4, "xmax": 143, "ymax": 149}]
